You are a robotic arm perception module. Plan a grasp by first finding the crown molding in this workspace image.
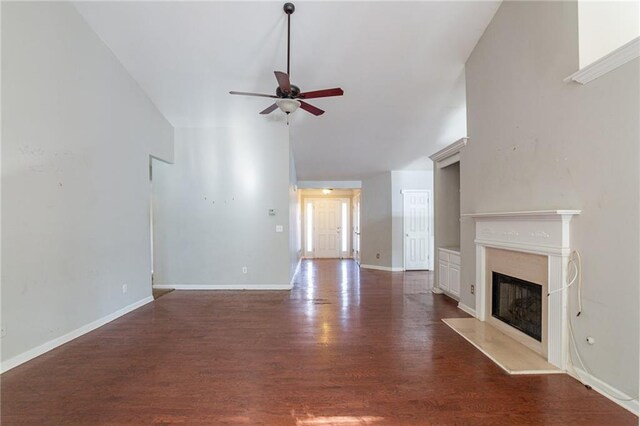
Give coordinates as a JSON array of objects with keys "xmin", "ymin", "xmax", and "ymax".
[
  {"xmin": 564, "ymin": 37, "xmax": 639, "ymax": 85},
  {"xmin": 429, "ymin": 137, "xmax": 468, "ymax": 164}
]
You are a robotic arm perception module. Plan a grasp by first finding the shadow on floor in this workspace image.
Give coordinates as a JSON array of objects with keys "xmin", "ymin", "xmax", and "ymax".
[{"xmin": 152, "ymin": 288, "xmax": 174, "ymax": 300}]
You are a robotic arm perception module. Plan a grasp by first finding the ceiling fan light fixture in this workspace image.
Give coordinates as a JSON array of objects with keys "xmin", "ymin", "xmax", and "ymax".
[{"xmin": 276, "ymin": 98, "xmax": 301, "ymax": 114}]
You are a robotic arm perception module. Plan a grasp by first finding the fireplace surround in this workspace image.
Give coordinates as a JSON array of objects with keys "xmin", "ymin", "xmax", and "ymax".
[{"xmin": 463, "ymin": 210, "xmax": 580, "ymax": 370}]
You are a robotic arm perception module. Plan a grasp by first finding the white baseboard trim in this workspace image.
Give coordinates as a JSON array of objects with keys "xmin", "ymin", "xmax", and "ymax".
[
  {"xmin": 153, "ymin": 284, "xmax": 293, "ymax": 290},
  {"xmin": 1, "ymin": 296, "xmax": 154, "ymax": 374},
  {"xmin": 360, "ymin": 264, "xmax": 404, "ymax": 272},
  {"xmin": 567, "ymin": 365, "xmax": 639, "ymax": 415},
  {"xmin": 457, "ymin": 302, "xmax": 477, "ymax": 318}
]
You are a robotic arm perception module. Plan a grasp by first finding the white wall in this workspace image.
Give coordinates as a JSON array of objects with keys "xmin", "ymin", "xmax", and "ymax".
[
  {"xmin": 360, "ymin": 173, "xmax": 392, "ymax": 268},
  {"xmin": 464, "ymin": 0, "xmax": 638, "ymax": 401},
  {"xmin": 298, "ymin": 181, "xmax": 362, "ymax": 189},
  {"xmin": 1, "ymin": 2, "xmax": 173, "ymax": 367},
  {"xmin": 578, "ymin": 0, "xmax": 640, "ymax": 68},
  {"xmin": 152, "ymin": 126, "xmax": 292, "ymax": 288},
  {"xmin": 391, "ymin": 171, "xmax": 434, "ymax": 270},
  {"xmin": 289, "ymin": 149, "xmax": 301, "ymax": 281}
]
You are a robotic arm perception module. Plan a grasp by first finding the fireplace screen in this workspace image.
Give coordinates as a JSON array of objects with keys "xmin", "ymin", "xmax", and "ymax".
[{"xmin": 491, "ymin": 272, "xmax": 542, "ymax": 341}]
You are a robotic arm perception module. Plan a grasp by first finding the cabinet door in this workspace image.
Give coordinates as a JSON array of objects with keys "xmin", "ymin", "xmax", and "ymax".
[
  {"xmin": 438, "ymin": 262, "xmax": 449, "ymax": 291},
  {"xmin": 449, "ymin": 265, "xmax": 460, "ymax": 296}
]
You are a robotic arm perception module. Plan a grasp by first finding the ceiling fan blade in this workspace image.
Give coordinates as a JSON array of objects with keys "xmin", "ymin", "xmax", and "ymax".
[
  {"xmin": 299, "ymin": 101, "xmax": 325, "ymax": 116},
  {"xmin": 260, "ymin": 103, "xmax": 278, "ymax": 115},
  {"xmin": 274, "ymin": 71, "xmax": 291, "ymax": 93},
  {"xmin": 299, "ymin": 88, "xmax": 344, "ymax": 99},
  {"xmin": 230, "ymin": 91, "xmax": 277, "ymax": 99}
]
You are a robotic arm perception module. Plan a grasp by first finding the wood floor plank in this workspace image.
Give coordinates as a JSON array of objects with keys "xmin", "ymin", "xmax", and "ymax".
[{"xmin": 1, "ymin": 259, "xmax": 636, "ymax": 425}]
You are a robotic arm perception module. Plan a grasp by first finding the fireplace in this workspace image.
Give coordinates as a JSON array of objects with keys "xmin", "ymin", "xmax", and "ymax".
[
  {"xmin": 466, "ymin": 210, "xmax": 581, "ymax": 370},
  {"xmin": 484, "ymin": 248, "xmax": 547, "ymax": 356},
  {"xmin": 491, "ymin": 272, "xmax": 542, "ymax": 342}
]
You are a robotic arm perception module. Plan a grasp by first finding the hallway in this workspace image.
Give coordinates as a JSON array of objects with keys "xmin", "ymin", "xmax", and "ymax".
[{"xmin": 1, "ymin": 260, "xmax": 634, "ymax": 424}]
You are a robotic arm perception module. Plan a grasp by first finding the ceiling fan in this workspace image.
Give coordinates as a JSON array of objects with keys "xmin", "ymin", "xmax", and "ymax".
[{"xmin": 229, "ymin": 2, "xmax": 344, "ymax": 118}]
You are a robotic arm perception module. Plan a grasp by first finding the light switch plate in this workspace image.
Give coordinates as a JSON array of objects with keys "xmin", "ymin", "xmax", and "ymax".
[{"xmin": 276, "ymin": 225, "xmax": 284, "ymax": 233}]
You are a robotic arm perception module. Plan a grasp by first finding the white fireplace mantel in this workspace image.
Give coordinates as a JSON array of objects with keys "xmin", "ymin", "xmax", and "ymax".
[
  {"xmin": 462, "ymin": 209, "xmax": 581, "ymax": 218},
  {"xmin": 466, "ymin": 210, "xmax": 581, "ymax": 370},
  {"xmin": 462, "ymin": 210, "xmax": 581, "ymax": 256}
]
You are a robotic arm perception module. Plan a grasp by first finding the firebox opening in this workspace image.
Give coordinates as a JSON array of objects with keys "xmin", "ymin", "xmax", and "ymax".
[{"xmin": 491, "ymin": 272, "xmax": 542, "ymax": 342}]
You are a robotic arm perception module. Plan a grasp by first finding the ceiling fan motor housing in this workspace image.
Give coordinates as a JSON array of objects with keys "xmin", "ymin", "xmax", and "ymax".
[{"xmin": 277, "ymin": 84, "xmax": 300, "ymax": 98}]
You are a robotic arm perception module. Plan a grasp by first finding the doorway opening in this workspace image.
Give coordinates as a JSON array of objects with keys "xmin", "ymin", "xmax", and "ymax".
[
  {"xmin": 149, "ymin": 156, "xmax": 174, "ymax": 300},
  {"xmin": 300, "ymin": 188, "xmax": 360, "ymax": 259}
]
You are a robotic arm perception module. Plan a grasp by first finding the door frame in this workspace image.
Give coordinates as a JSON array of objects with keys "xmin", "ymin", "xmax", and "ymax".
[
  {"xmin": 303, "ymin": 197, "xmax": 351, "ymax": 259},
  {"xmin": 149, "ymin": 155, "xmax": 172, "ymax": 292},
  {"xmin": 402, "ymin": 189, "xmax": 432, "ymax": 271},
  {"xmin": 352, "ymin": 192, "xmax": 361, "ymax": 265}
]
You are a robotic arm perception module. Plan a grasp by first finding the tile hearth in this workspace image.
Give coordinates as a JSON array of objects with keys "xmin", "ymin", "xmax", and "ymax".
[{"xmin": 443, "ymin": 317, "xmax": 562, "ymax": 375}]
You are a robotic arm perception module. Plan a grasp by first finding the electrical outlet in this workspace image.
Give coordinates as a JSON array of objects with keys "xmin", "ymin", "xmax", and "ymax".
[
  {"xmin": 122, "ymin": 284, "xmax": 128, "ymax": 294},
  {"xmin": 376, "ymin": 253, "xmax": 381, "ymax": 259},
  {"xmin": 1, "ymin": 327, "xmax": 6, "ymax": 338},
  {"xmin": 242, "ymin": 266, "xmax": 248, "ymax": 274},
  {"xmin": 470, "ymin": 284, "xmax": 475, "ymax": 295}
]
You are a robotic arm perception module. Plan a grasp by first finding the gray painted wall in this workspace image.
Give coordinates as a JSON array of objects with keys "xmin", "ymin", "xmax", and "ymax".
[
  {"xmin": 362, "ymin": 171, "xmax": 433, "ymax": 269},
  {"xmin": 152, "ymin": 126, "xmax": 291, "ymax": 287},
  {"xmin": 361, "ymin": 172, "xmax": 392, "ymax": 267},
  {"xmin": 464, "ymin": 0, "xmax": 638, "ymax": 397},
  {"xmin": 289, "ymin": 149, "xmax": 301, "ymax": 281},
  {"xmin": 391, "ymin": 171, "xmax": 434, "ymax": 270},
  {"xmin": 435, "ymin": 162, "xmax": 461, "ymax": 249},
  {"xmin": 1, "ymin": 2, "xmax": 174, "ymax": 364}
]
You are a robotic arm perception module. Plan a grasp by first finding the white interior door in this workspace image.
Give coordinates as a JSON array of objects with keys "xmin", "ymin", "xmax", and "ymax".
[
  {"xmin": 403, "ymin": 190, "xmax": 430, "ymax": 270},
  {"xmin": 314, "ymin": 199, "xmax": 341, "ymax": 258}
]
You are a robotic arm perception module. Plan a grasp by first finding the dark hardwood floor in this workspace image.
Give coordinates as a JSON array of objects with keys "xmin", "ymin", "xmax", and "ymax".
[{"xmin": 1, "ymin": 259, "xmax": 635, "ymax": 425}]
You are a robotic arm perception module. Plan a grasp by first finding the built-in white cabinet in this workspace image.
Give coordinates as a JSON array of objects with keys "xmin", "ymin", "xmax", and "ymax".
[
  {"xmin": 438, "ymin": 248, "xmax": 460, "ymax": 297},
  {"xmin": 438, "ymin": 260, "xmax": 449, "ymax": 291},
  {"xmin": 430, "ymin": 138, "xmax": 466, "ymax": 300}
]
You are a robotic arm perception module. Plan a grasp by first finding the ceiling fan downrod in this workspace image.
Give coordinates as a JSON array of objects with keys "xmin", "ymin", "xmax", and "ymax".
[{"xmin": 284, "ymin": 2, "xmax": 295, "ymax": 77}]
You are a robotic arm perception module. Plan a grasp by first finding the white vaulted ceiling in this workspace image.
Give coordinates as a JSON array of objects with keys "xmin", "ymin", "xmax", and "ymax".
[{"xmin": 75, "ymin": 1, "xmax": 500, "ymax": 180}]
